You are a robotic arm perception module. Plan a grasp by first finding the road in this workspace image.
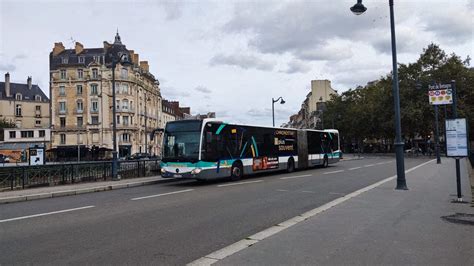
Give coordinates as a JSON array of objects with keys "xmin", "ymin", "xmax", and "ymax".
[{"xmin": 0, "ymin": 157, "xmax": 430, "ymax": 265}]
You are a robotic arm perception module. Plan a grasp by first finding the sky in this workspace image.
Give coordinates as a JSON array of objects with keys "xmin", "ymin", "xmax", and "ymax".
[{"xmin": 0, "ymin": 0, "xmax": 472, "ymax": 127}]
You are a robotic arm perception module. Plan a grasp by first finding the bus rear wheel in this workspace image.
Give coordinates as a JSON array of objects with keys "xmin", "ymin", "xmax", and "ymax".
[{"xmin": 230, "ymin": 162, "xmax": 243, "ymax": 181}]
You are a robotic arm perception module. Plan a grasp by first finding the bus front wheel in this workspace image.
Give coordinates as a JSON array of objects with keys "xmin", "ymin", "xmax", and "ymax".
[{"xmin": 230, "ymin": 162, "xmax": 243, "ymax": 181}]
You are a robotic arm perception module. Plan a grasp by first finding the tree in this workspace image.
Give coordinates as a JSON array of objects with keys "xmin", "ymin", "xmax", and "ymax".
[
  {"xmin": 0, "ymin": 119, "xmax": 16, "ymax": 141},
  {"xmin": 324, "ymin": 44, "xmax": 473, "ymax": 152}
]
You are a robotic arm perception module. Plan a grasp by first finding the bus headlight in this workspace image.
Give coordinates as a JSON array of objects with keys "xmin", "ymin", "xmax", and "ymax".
[
  {"xmin": 161, "ymin": 168, "xmax": 166, "ymax": 174},
  {"xmin": 191, "ymin": 168, "xmax": 202, "ymax": 175}
]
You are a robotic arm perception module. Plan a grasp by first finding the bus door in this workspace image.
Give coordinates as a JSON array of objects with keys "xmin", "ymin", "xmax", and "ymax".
[{"xmin": 297, "ymin": 130, "xmax": 308, "ymax": 169}]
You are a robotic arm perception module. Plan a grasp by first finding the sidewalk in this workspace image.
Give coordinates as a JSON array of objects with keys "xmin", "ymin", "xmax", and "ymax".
[
  {"xmin": 0, "ymin": 175, "xmax": 175, "ymax": 204},
  {"xmin": 206, "ymin": 158, "xmax": 474, "ymax": 265}
]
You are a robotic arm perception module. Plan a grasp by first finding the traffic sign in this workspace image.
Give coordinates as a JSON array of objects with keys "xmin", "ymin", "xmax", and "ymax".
[{"xmin": 428, "ymin": 84, "xmax": 452, "ymax": 105}]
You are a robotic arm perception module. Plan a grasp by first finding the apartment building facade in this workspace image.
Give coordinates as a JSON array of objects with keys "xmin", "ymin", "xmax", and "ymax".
[
  {"xmin": 49, "ymin": 33, "xmax": 162, "ymax": 160},
  {"xmin": 0, "ymin": 73, "xmax": 50, "ymax": 162}
]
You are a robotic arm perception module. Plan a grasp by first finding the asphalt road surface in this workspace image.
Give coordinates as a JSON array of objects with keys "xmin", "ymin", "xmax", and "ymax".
[{"xmin": 0, "ymin": 156, "xmax": 430, "ymax": 265}]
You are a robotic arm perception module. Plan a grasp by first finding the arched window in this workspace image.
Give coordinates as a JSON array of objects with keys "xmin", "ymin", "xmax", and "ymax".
[
  {"xmin": 15, "ymin": 93, "xmax": 22, "ymax": 100},
  {"xmin": 35, "ymin": 95, "xmax": 42, "ymax": 101}
]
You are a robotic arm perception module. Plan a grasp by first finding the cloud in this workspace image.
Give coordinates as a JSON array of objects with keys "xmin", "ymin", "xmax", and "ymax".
[
  {"xmin": 223, "ymin": 1, "xmax": 473, "ymax": 60},
  {"xmin": 295, "ymin": 40, "xmax": 354, "ymax": 61},
  {"xmin": 423, "ymin": 3, "xmax": 473, "ymax": 44},
  {"xmin": 282, "ymin": 59, "xmax": 312, "ymax": 74},
  {"xmin": 195, "ymin": 85, "xmax": 212, "ymax": 94},
  {"xmin": 0, "ymin": 63, "xmax": 16, "ymax": 72},
  {"xmin": 158, "ymin": 1, "xmax": 184, "ymax": 21},
  {"xmin": 209, "ymin": 53, "xmax": 275, "ymax": 71},
  {"xmin": 161, "ymin": 86, "xmax": 191, "ymax": 100}
]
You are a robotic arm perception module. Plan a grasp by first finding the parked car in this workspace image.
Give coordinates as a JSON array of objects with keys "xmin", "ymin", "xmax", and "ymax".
[
  {"xmin": 127, "ymin": 153, "xmax": 151, "ymax": 160},
  {"xmin": 0, "ymin": 154, "xmax": 11, "ymax": 163}
]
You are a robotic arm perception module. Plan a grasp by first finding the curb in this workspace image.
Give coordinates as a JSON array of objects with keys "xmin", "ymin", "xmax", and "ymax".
[{"xmin": 0, "ymin": 178, "xmax": 176, "ymax": 205}]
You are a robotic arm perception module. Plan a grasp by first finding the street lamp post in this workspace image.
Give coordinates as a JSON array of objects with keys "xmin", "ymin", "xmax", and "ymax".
[
  {"xmin": 144, "ymin": 93, "xmax": 150, "ymax": 155},
  {"xmin": 272, "ymin": 97, "xmax": 285, "ymax": 127},
  {"xmin": 108, "ymin": 53, "xmax": 132, "ymax": 180},
  {"xmin": 351, "ymin": 0, "xmax": 407, "ymax": 190}
]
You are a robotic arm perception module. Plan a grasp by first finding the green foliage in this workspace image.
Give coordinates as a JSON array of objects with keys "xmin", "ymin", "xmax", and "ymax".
[
  {"xmin": 0, "ymin": 118, "xmax": 16, "ymax": 142},
  {"xmin": 324, "ymin": 44, "xmax": 474, "ymax": 149},
  {"xmin": 0, "ymin": 119, "xmax": 16, "ymax": 129}
]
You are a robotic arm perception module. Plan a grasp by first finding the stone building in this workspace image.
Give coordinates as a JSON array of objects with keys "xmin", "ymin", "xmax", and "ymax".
[
  {"xmin": 0, "ymin": 73, "xmax": 50, "ymax": 161},
  {"xmin": 161, "ymin": 99, "xmax": 191, "ymax": 128},
  {"xmin": 49, "ymin": 33, "xmax": 162, "ymax": 160},
  {"xmin": 285, "ymin": 79, "xmax": 338, "ymax": 129}
]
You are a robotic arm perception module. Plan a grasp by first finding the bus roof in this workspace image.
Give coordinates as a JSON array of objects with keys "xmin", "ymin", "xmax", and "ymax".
[{"xmin": 168, "ymin": 118, "xmax": 340, "ymax": 133}]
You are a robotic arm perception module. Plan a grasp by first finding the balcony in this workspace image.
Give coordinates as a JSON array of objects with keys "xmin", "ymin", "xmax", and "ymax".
[
  {"xmin": 56, "ymin": 109, "xmax": 68, "ymax": 115},
  {"xmin": 74, "ymin": 109, "xmax": 84, "ymax": 115},
  {"xmin": 52, "ymin": 126, "xmax": 87, "ymax": 132},
  {"xmin": 116, "ymin": 106, "xmax": 135, "ymax": 113},
  {"xmin": 90, "ymin": 108, "xmax": 99, "ymax": 114}
]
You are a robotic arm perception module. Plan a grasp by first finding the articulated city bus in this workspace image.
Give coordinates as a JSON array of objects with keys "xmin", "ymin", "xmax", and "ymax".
[{"xmin": 160, "ymin": 119, "xmax": 341, "ymax": 181}]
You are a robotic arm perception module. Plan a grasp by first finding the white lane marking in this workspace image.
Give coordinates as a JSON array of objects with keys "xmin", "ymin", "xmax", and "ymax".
[
  {"xmin": 276, "ymin": 189, "xmax": 289, "ymax": 192},
  {"xmin": 349, "ymin": 167, "xmax": 362, "ymax": 170},
  {"xmin": 280, "ymin": 174, "xmax": 312, "ymax": 180},
  {"xmin": 131, "ymin": 189, "xmax": 194, "ymax": 201},
  {"xmin": 188, "ymin": 159, "xmax": 436, "ymax": 266},
  {"xmin": 0, "ymin": 205, "xmax": 95, "ymax": 223},
  {"xmin": 217, "ymin": 180, "xmax": 263, "ymax": 187},
  {"xmin": 323, "ymin": 170, "xmax": 344, "ymax": 174},
  {"xmin": 364, "ymin": 164, "xmax": 375, "ymax": 167},
  {"xmin": 375, "ymin": 162, "xmax": 386, "ymax": 165}
]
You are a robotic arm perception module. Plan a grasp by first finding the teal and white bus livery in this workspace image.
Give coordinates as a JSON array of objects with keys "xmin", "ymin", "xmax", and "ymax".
[{"xmin": 160, "ymin": 119, "xmax": 341, "ymax": 181}]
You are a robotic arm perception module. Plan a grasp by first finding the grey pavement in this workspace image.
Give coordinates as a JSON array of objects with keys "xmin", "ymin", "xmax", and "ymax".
[
  {"xmin": 215, "ymin": 158, "xmax": 474, "ymax": 265},
  {"xmin": 0, "ymin": 175, "xmax": 174, "ymax": 204}
]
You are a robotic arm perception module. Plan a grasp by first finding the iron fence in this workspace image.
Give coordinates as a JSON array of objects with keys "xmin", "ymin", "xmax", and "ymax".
[{"xmin": 0, "ymin": 159, "xmax": 160, "ymax": 191}]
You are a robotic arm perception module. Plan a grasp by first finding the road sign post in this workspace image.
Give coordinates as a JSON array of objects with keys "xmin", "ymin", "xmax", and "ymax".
[{"xmin": 428, "ymin": 83, "xmax": 452, "ymax": 164}]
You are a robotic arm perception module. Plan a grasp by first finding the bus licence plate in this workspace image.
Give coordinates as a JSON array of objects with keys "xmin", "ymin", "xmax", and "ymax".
[{"xmin": 174, "ymin": 174, "xmax": 182, "ymax": 178}]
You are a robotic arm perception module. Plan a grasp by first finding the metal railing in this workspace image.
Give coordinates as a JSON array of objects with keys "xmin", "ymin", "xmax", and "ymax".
[{"xmin": 0, "ymin": 159, "xmax": 160, "ymax": 191}]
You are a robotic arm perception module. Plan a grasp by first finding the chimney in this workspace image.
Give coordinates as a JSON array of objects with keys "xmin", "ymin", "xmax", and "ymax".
[
  {"xmin": 5, "ymin": 72, "xmax": 10, "ymax": 97},
  {"xmin": 133, "ymin": 54, "xmax": 139, "ymax": 65},
  {"xmin": 75, "ymin": 42, "xmax": 84, "ymax": 54},
  {"xmin": 139, "ymin": 61, "xmax": 149, "ymax": 72},
  {"xmin": 52, "ymin": 42, "xmax": 65, "ymax": 56},
  {"xmin": 27, "ymin": 76, "xmax": 32, "ymax": 90}
]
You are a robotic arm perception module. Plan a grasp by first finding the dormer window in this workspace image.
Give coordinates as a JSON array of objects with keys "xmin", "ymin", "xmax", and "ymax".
[
  {"xmin": 15, "ymin": 93, "xmax": 22, "ymax": 100},
  {"xmin": 35, "ymin": 95, "xmax": 42, "ymax": 101},
  {"xmin": 78, "ymin": 56, "xmax": 85, "ymax": 63},
  {"xmin": 62, "ymin": 57, "xmax": 68, "ymax": 64}
]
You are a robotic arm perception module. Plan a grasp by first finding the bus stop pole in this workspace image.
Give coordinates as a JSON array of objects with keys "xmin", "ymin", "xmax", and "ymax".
[
  {"xmin": 451, "ymin": 80, "xmax": 462, "ymax": 202},
  {"xmin": 434, "ymin": 105, "xmax": 441, "ymax": 164}
]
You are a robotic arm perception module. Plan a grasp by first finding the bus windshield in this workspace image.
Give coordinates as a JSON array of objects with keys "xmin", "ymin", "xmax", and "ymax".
[{"xmin": 162, "ymin": 120, "xmax": 202, "ymax": 162}]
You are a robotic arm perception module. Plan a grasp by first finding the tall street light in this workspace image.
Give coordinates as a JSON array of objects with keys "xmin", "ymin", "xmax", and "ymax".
[
  {"xmin": 144, "ymin": 93, "xmax": 150, "ymax": 155},
  {"xmin": 107, "ymin": 52, "xmax": 132, "ymax": 180},
  {"xmin": 272, "ymin": 97, "xmax": 285, "ymax": 127},
  {"xmin": 351, "ymin": 0, "xmax": 407, "ymax": 190}
]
